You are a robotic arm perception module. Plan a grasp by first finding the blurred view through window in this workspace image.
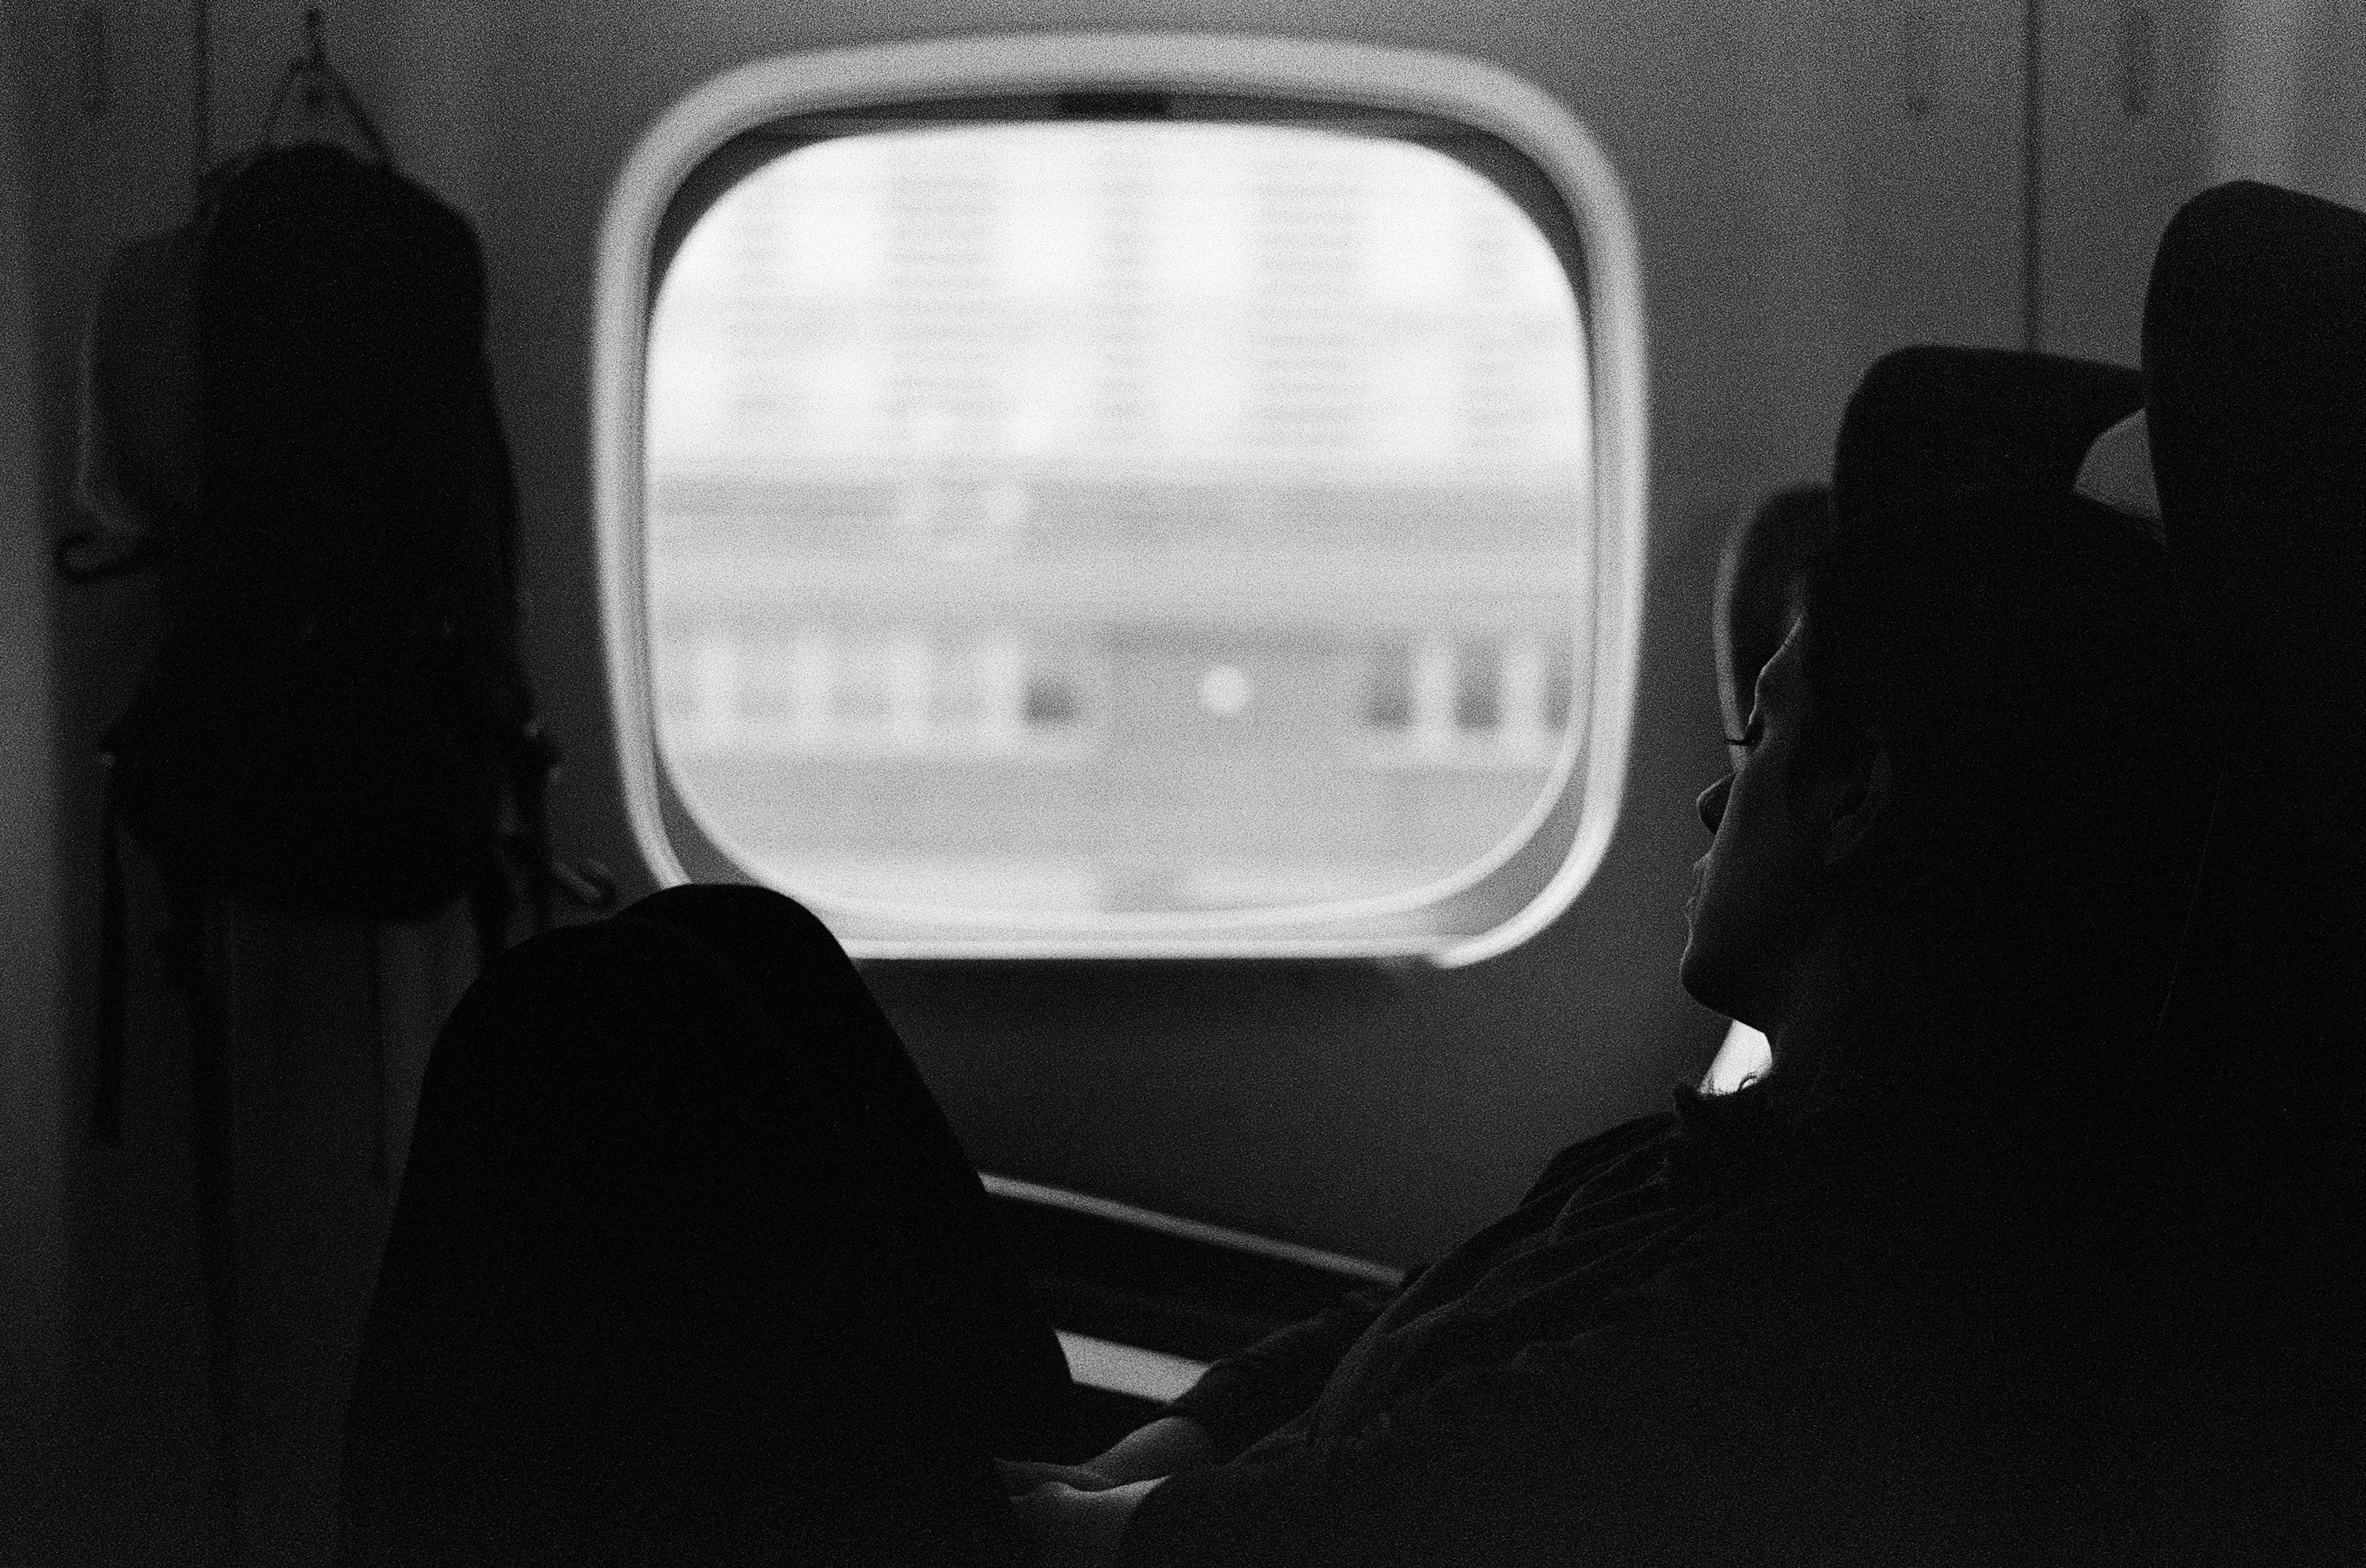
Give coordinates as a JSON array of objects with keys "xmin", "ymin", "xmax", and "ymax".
[{"xmin": 646, "ymin": 119, "xmax": 1593, "ymax": 921}]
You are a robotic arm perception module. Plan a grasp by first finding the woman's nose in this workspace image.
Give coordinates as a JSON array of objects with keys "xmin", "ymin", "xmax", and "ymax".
[{"xmin": 1696, "ymin": 775, "xmax": 1732, "ymax": 833}]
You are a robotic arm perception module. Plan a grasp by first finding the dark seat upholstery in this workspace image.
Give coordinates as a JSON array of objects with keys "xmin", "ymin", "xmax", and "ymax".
[
  {"xmin": 337, "ymin": 888, "xmax": 1068, "ymax": 1566},
  {"xmin": 2117, "ymin": 181, "xmax": 2366, "ymax": 1565}
]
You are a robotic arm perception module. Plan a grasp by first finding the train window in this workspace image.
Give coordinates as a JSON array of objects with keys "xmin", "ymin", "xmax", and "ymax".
[{"xmin": 597, "ymin": 37, "xmax": 1646, "ymax": 959}]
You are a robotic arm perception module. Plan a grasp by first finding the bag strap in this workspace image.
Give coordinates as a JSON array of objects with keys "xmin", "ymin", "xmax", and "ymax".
[
  {"xmin": 513, "ymin": 721, "xmax": 558, "ymax": 936},
  {"xmin": 468, "ymin": 846, "xmax": 515, "ymax": 976},
  {"xmin": 92, "ymin": 780, "xmax": 129, "ymax": 1145},
  {"xmin": 472, "ymin": 356, "xmax": 620, "ymax": 945},
  {"xmin": 155, "ymin": 873, "xmax": 244, "ymax": 1556},
  {"xmin": 501, "ymin": 718, "xmax": 617, "ymax": 936},
  {"xmin": 93, "ymin": 785, "xmax": 237, "ymax": 1533}
]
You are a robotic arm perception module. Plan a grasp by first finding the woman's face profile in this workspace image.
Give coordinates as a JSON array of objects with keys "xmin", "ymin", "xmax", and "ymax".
[{"xmin": 1680, "ymin": 622, "xmax": 1849, "ymax": 1034}]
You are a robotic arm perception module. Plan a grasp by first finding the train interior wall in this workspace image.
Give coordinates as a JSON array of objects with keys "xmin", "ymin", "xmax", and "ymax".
[{"xmin": 5, "ymin": 0, "xmax": 2363, "ymax": 1562}]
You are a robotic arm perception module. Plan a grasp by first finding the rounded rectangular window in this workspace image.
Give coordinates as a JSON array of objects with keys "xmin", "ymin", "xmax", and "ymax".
[{"xmin": 603, "ymin": 39, "xmax": 1648, "ymax": 958}]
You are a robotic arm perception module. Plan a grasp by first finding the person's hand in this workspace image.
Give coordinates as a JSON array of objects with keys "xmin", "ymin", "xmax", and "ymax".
[
  {"xmin": 1084, "ymin": 1415, "xmax": 1212, "ymax": 1483},
  {"xmin": 996, "ymin": 1457, "xmax": 1124, "ymax": 1494},
  {"xmin": 996, "ymin": 1413, "xmax": 1212, "ymax": 1495},
  {"xmin": 1007, "ymin": 1475, "xmax": 1161, "ymax": 1568}
]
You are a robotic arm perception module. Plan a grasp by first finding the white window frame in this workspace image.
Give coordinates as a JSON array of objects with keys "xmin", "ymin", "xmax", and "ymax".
[{"xmin": 594, "ymin": 32, "xmax": 1648, "ymax": 965}]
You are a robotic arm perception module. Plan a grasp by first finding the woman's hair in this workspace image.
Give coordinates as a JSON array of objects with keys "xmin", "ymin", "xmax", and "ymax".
[
  {"xmin": 1786, "ymin": 484, "xmax": 2219, "ymax": 1085},
  {"xmin": 1717, "ymin": 484, "xmax": 1835, "ymax": 740}
]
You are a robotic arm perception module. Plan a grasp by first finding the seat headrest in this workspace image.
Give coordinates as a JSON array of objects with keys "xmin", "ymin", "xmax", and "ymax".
[
  {"xmin": 2141, "ymin": 180, "xmax": 2366, "ymax": 717},
  {"xmin": 1831, "ymin": 345, "xmax": 2144, "ymax": 541}
]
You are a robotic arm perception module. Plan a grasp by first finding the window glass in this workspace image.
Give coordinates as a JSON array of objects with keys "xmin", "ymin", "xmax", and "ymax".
[{"xmin": 645, "ymin": 119, "xmax": 1591, "ymax": 922}]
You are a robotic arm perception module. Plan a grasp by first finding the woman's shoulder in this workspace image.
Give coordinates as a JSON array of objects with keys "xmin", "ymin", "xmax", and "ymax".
[{"xmin": 1521, "ymin": 1105, "xmax": 1684, "ymax": 1203}]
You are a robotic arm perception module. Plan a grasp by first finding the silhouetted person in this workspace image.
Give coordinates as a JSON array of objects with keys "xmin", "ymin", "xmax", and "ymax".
[
  {"xmin": 339, "ymin": 184, "xmax": 2363, "ymax": 1567},
  {"xmin": 338, "ymin": 427, "xmax": 2203, "ymax": 1568}
]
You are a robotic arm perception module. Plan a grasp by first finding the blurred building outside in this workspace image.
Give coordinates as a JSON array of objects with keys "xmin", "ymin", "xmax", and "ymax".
[{"xmin": 645, "ymin": 119, "xmax": 1594, "ymax": 920}]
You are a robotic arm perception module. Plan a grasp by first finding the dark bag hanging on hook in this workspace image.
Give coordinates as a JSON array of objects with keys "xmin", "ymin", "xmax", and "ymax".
[
  {"xmin": 112, "ymin": 144, "xmax": 533, "ymax": 916},
  {"xmin": 73, "ymin": 140, "xmax": 602, "ymax": 1145}
]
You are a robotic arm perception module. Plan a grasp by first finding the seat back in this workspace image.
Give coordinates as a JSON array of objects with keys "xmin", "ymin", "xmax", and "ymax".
[{"xmin": 2116, "ymin": 180, "xmax": 2366, "ymax": 1563}]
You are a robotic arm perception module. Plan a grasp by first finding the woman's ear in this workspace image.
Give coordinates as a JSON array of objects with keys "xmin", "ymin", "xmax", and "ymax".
[{"xmin": 1821, "ymin": 734, "xmax": 1898, "ymax": 872}]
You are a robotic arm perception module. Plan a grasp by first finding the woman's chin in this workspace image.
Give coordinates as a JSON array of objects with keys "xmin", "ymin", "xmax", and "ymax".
[{"xmin": 1677, "ymin": 934, "xmax": 1719, "ymax": 1014}]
